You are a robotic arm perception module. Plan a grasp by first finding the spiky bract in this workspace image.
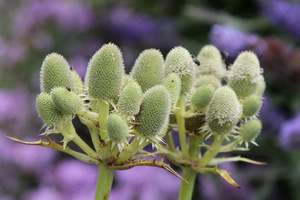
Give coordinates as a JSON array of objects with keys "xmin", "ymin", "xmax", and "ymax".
[
  {"xmin": 130, "ymin": 49, "xmax": 164, "ymax": 92},
  {"xmin": 85, "ymin": 43, "xmax": 124, "ymax": 99},
  {"xmin": 40, "ymin": 53, "xmax": 75, "ymax": 93},
  {"xmin": 165, "ymin": 46, "xmax": 194, "ymax": 94}
]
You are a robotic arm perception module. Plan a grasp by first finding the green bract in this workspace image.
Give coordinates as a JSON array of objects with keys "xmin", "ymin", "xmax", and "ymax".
[
  {"xmin": 130, "ymin": 49, "xmax": 164, "ymax": 92},
  {"xmin": 165, "ymin": 46, "xmax": 194, "ymax": 94},
  {"xmin": 117, "ymin": 81, "xmax": 142, "ymax": 116},
  {"xmin": 135, "ymin": 85, "xmax": 171, "ymax": 137},
  {"xmin": 40, "ymin": 53, "xmax": 75, "ymax": 93},
  {"xmin": 206, "ymin": 86, "xmax": 241, "ymax": 135},
  {"xmin": 229, "ymin": 51, "xmax": 261, "ymax": 98},
  {"xmin": 106, "ymin": 113, "xmax": 129, "ymax": 143},
  {"xmin": 85, "ymin": 43, "xmax": 124, "ymax": 99},
  {"xmin": 50, "ymin": 87, "xmax": 83, "ymax": 115},
  {"xmin": 240, "ymin": 119, "xmax": 262, "ymax": 142},
  {"xmin": 191, "ymin": 84, "xmax": 215, "ymax": 111},
  {"xmin": 36, "ymin": 93, "xmax": 63, "ymax": 126},
  {"xmin": 196, "ymin": 45, "xmax": 225, "ymax": 79},
  {"xmin": 163, "ymin": 73, "xmax": 181, "ymax": 107},
  {"xmin": 242, "ymin": 95, "xmax": 262, "ymax": 118}
]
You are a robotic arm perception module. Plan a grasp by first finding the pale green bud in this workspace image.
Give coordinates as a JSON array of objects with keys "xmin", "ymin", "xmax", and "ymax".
[
  {"xmin": 130, "ymin": 49, "xmax": 164, "ymax": 92},
  {"xmin": 242, "ymin": 95, "xmax": 262, "ymax": 118},
  {"xmin": 229, "ymin": 51, "xmax": 261, "ymax": 98},
  {"xmin": 192, "ymin": 84, "xmax": 215, "ymax": 111},
  {"xmin": 72, "ymin": 70, "xmax": 83, "ymax": 94},
  {"xmin": 36, "ymin": 93, "xmax": 63, "ymax": 126},
  {"xmin": 50, "ymin": 87, "xmax": 83, "ymax": 115},
  {"xmin": 254, "ymin": 75, "xmax": 266, "ymax": 97},
  {"xmin": 194, "ymin": 74, "xmax": 221, "ymax": 90},
  {"xmin": 196, "ymin": 45, "xmax": 225, "ymax": 79},
  {"xmin": 85, "ymin": 43, "xmax": 124, "ymax": 99},
  {"xmin": 117, "ymin": 81, "xmax": 142, "ymax": 116},
  {"xmin": 106, "ymin": 113, "xmax": 129, "ymax": 143},
  {"xmin": 165, "ymin": 46, "xmax": 194, "ymax": 94},
  {"xmin": 135, "ymin": 85, "xmax": 171, "ymax": 137},
  {"xmin": 206, "ymin": 86, "xmax": 241, "ymax": 135},
  {"xmin": 40, "ymin": 53, "xmax": 75, "ymax": 93},
  {"xmin": 163, "ymin": 73, "xmax": 181, "ymax": 107},
  {"xmin": 240, "ymin": 119, "xmax": 262, "ymax": 142}
]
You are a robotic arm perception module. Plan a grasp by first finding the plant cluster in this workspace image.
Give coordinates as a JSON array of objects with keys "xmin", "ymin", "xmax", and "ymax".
[{"xmin": 10, "ymin": 43, "xmax": 265, "ymax": 200}]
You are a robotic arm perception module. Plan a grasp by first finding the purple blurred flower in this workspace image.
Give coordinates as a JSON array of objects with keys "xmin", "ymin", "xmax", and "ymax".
[
  {"xmin": 260, "ymin": 0, "xmax": 300, "ymax": 41},
  {"xmin": 23, "ymin": 187, "xmax": 64, "ymax": 200},
  {"xmin": 0, "ymin": 37, "xmax": 27, "ymax": 67},
  {"xmin": 279, "ymin": 112, "xmax": 300, "ymax": 149},
  {"xmin": 209, "ymin": 25, "xmax": 267, "ymax": 58}
]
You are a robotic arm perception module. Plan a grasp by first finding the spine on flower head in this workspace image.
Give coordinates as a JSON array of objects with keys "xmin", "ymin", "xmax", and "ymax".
[
  {"xmin": 242, "ymin": 95, "xmax": 262, "ymax": 118},
  {"xmin": 85, "ymin": 43, "xmax": 124, "ymax": 99},
  {"xmin": 163, "ymin": 73, "xmax": 181, "ymax": 107},
  {"xmin": 106, "ymin": 113, "xmax": 129, "ymax": 143},
  {"xmin": 36, "ymin": 93, "xmax": 63, "ymax": 127},
  {"xmin": 205, "ymin": 86, "xmax": 241, "ymax": 135},
  {"xmin": 117, "ymin": 81, "xmax": 142, "ymax": 116},
  {"xmin": 229, "ymin": 51, "xmax": 261, "ymax": 98},
  {"xmin": 191, "ymin": 84, "xmax": 215, "ymax": 111},
  {"xmin": 40, "ymin": 53, "xmax": 75, "ymax": 93},
  {"xmin": 135, "ymin": 85, "xmax": 171, "ymax": 138},
  {"xmin": 130, "ymin": 49, "xmax": 164, "ymax": 92},
  {"xmin": 50, "ymin": 87, "xmax": 83, "ymax": 115},
  {"xmin": 165, "ymin": 46, "xmax": 194, "ymax": 94},
  {"xmin": 196, "ymin": 45, "xmax": 225, "ymax": 79}
]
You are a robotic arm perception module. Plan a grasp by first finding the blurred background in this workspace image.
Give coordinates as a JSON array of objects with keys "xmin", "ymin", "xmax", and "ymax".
[{"xmin": 1, "ymin": 0, "xmax": 300, "ymax": 199}]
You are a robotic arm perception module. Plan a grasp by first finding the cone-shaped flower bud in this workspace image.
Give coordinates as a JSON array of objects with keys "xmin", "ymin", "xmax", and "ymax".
[
  {"xmin": 106, "ymin": 113, "xmax": 129, "ymax": 143},
  {"xmin": 240, "ymin": 119, "xmax": 262, "ymax": 142},
  {"xmin": 117, "ymin": 81, "xmax": 142, "ymax": 116},
  {"xmin": 196, "ymin": 45, "xmax": 225, "ymax": 79},
  {"xmin": 206, "ymin": 86, "xmax": 241, "ymax": 135},
  {"xmin": 163, "ymin": 73, "xmax": 181, "ymax": 107},
  {"xmin": 194, "ymin": 74, "xmax": 221, "ymax": 90},
  {"xmin": 192, "ymin": 84, "xmax": 215, "ymax": 111},
  {"xmin": 36, "ymin": 93, "xmax": 63, "ymax": 126},
  {"xmin": 229, "ymin": 51, "xmax": 261, "ymax": 98},
  {"xmin": 135, "ymin": 85, "xmax": 171, "ymax": 138},
  {"xmin": 72, "ymin": 70, "xmax": 83, "ymax": 94},
  {"xmin": 50, "ymin": 87, "xmax": 83, "ymax": 115},
  {"xmin": 85, "ymin": 43, "xmax": 124, "ymax": 99},
  {"xmin": 130, "ymin": 49, "xmax": 164, "ymax": 92},
  {"xmin": 40, "ymin": 53, "xmax": 75, "ymax": 93},
  {"xmin": 242, "ymin": 95, "xmax": 262, "ymax": 118},
  {"xmin": 165, "ymin": 46, "xmax": 194, "ymax": 94}
]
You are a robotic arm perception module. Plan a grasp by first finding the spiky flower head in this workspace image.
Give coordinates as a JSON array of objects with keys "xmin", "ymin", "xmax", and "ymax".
[
  {"xmin": 205, "ymin": 86, "xmax": 241, "ymax": 135},
  {"xmin": 242, "ymin": 95, "xmax": 262, "ymax": 118},
  {"xmin": 240, "ymin": 119, "xmax": 262, "ymax": 148},
  {"xmin": 106, "ymin": 113, "xmax": 130, "ymax": 150},
  {"xmin": 192, "ymin": 84, "xmax": 215, "ymax": 111},
  {"xmin": 130, "ymin": 49, "xmax": 164, "ymax": 92},
  {"xmin": 72, "ymin": 70, "xmax": 84, "ymax": 95},
  {"xmin": 196, "ymin": 45, "xmax": 225, "ymax": 79},
  {"xmin": 40, "ymin": 53, "xmax": 75, "ymax": 93},
  {"xmin": 117, "ymin": 81, "xmax": 142, "ymax": 116},
  {"xmin": 85, "ymin": 43, "xmax": 124, "ymax": 99},
  {"xmin": 229, "ymin": 51, "xmax": 261, "ymax": 98},
  {"xmin": 36, "ymin": 93, "xmax": 63, "ymax": 127},
  {"xmin": 194, "ymin": 74, "xmax": 221, "ymax": 90},
  {"xmin": 135, "ymin": 85, "xmax": 171, "ymax": 140},
  {"xmin": 165, "ymin": 46, "xmax": 194, "ymax": 94},
  {"xmin": 163, "ymin": 73, "xmax": 181, "ymax": 107},
  {"xmin": 50, "ymin": 87, "xmax": 83, "ymax": 115}
]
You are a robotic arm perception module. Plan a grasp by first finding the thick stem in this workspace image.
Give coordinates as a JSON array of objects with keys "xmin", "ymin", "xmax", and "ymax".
[
  {"xmin": 175, "ymin": 95, "xmax": 189, "ymax": 158},
  {"xmin": 188, "ymin": 134, "xmax": 203, "ymax": 161},
  {"xmin": 198, "ymin": 135, "xmax": 224, "ymax": 167},
  {"xmin": 178, "ymin": 167, "xmax": 197, "ymax": 200},
  {"xmin": 95, "ymin": 164, "xmax": 115, "ymax": 200},
  {"xmin": 98, "ymin": 99, "xmax": 110, "ymax": 140}
]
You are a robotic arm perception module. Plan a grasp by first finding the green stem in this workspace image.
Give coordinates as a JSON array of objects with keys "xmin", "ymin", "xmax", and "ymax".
[
  {"xmin": 98, "ymin": 99, "xmax": 110, "ymax": 140},
  {"xmin": 188, "ymin": 134, "xmax": 203, "ymax": 161},
  {"xmin": 165, "ymin": 130, "xmax": 176, "ymax": 152},
  {"xmin": 178, "ymin": 167, "xmax": 197, "ymax": 200},
  {"xmin": 175, "ymin": 95, "xmax": 189, "ymax": 158},
  {"xmin": 95, "ymin": 164, "xmax": 115, "ymax": 200},
  {"xmin": 198, "ymin": 135, "xmax": 224, "ymax": 167}
]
